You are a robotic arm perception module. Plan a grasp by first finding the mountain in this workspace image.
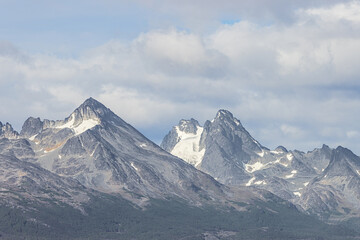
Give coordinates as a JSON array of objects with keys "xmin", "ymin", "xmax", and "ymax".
[
  {"xmin": 162, "ymin": 109, "xmax": 360, "ymax": 225},
  {"xmin": 161, "ymin": 110, "xmax": 267, "ymax": 185},
  {"xmin": 0, "ymin": 99, "xmax": 358, "ymax": 239},
  {"xmin": 300, "ymin": 146, "xmax": 360, "ymax": 221},
  {"xmin": 18, "ymin": 97, "xmax": 228, "ymax": 205}
]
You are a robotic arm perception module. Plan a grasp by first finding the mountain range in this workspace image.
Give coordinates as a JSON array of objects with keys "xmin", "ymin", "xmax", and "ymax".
[
  {"xmin": 0, "ymin": 98, "xmax": 359, "ymax": 239},
  {"xmin": 161, "ymin": 109, "xmax": 360, "ymax": 225}
]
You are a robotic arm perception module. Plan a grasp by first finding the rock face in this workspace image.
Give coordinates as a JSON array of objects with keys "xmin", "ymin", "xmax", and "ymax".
[
  {"xmin": 162, "ymin": 110, "xmax": 360, "ymax": 221},
  {"xmin": 20, "ymin": 117, "xmax": 43, "ymax": 138},
  {"xmin": 199, "ymin": 110, "xmax": 267, "ymax": 185}
]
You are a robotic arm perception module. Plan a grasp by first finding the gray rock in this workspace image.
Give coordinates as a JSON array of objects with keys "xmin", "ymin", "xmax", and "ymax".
[{"xmin": 20, "ymin": 117, "xmax": 43, "ymax": 138}]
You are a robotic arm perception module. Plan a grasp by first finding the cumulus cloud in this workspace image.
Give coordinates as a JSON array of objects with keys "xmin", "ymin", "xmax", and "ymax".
[{"xmin": 1, "ymin": 1, "xmax": 360, "ymax": 154}]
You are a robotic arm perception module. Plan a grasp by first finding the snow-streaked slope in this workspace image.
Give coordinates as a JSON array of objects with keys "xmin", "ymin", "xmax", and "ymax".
[{"xmin": 54, "ymin": 113, "xmax": 100, "ymax": 135}]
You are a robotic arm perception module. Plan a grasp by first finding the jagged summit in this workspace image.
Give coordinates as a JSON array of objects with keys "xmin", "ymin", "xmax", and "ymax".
[
  {"xmin": 0, "ymin": 121, "xmax": 19, "ymax": 139},
  {"xmin": 69, "ymin": 97, "xmax": 115, "ymax": 123},
  {"xmin": 178, "ymin": 118, "xmax": 200, "ymax": 134},
  {"xmin": 76, "ymin": 97, "xmax": 110, "ymax": 117},
  {"xmin": 21, "ymin": 98, "xmax": 124, "ymax": 139},
  {"xmin": 211, "ymin": 109, "xmax": 243, "ymax": 128},
  {"xmin": 215, "ymin": 109, "xmax": 233, "ymax": 118}
]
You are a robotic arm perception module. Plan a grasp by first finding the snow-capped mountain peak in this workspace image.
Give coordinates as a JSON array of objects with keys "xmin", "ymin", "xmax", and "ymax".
[
  {"xmin": 51, "ymin": 97, "xmax": 113, "ymax": 135},
  {"xmin": 21, "ymin": 98, "xmax": 118, "ymax": 140},
  {"xmin": 161, "ymin": 118, "xmax": 205, "ymax": 166}
]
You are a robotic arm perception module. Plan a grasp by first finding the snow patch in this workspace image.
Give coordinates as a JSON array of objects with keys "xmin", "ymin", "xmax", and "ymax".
[
  {"xmin": 54, "ymin": 114, "xmax": 100, "ymax": 135},
  {"xmin": 285, "ymin": 173, "xmax": 295, "ymax": 179},
  {"xmin": 304, "ymin": 182, "xmax": 309, "ymax": 186},
  {"xmin": 357, "ymin": 170, "xmax": 360, "ymax": 175},
  {"xmin": 29, "ymin": 134, "xmax": 37, "ymax": 141},
  {"xmin": 139, "ymin": 143, "xmax": 147, "ymax": 148},
  {"xmin": 294, "ymin": 192, "xmax": 302, "ymax": 197},
  {"xmin": 274, "ymin": 158, "xmax": 289, "ymax": 167},
  {"xmin": 73, "ymin": 119, "xmax": 99, "ymax": 135},
  {"xmin": 257, "ymin": 151, "xmax": 265, "ymax": 157},
  {"xmin": 245, "ymin": 162, "xmax": 265, "ymax": 173},
  {"xmin": 58, "ymin": 155, "xmax": 62, "ymax": 159},
  {"xmin": 90, "ymin": 149, "xmax": 96, "ymax": 157},
  {"xmin": 270, "ymin": 150, "xmax": 282, "ymax": 155},
  {"xmin": 131, "ymin": 162, "xmax": 139, "ymax": 171},
  {"xmin": 246, "ymin": 177, "xmax": 256, "ymax": 186},
  {"xmin": 55, "ymin": 114, "xmax": 75, "ymax": 129},
  {"xmin": 286, "ymin": 153, "xmax": 294, "ymax": 161},
  {"xmin": 171, "ymin": 126, "xmax": 205, "ymax": 167},
  {"xmin": 254, "ymin": 180, "xmax": 267, "ymax": 185},
  {"xmin": 291, "ymin": 170, "xmax": 297, "ymax": 174}
]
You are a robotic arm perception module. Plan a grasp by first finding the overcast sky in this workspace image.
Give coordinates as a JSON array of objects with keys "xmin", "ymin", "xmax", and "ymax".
[{"xmin": 1, "ymin": 0, "xmax": 360, "ymax": 154}]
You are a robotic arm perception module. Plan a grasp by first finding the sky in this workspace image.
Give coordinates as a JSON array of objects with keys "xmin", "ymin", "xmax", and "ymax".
[{"xmin": 1, "ymin": 0, "xmax": 360, "ymax": 154}]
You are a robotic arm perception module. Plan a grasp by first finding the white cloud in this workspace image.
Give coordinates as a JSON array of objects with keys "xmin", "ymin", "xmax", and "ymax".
[
  {"xmin": 137, "ymin": 30, "xmax": 206, "ymax": 65},
  {"xmin": 281, "ymin": 124, "xmax": 306, "ymax": 138},
  {"xmin": 1, "ymin": 1, "xmax": 360, "ymax": 154},
  {"xmin": 305, "ymin": 1, "xmax": 360, "ymax": 23}
]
